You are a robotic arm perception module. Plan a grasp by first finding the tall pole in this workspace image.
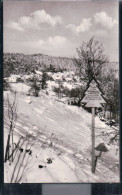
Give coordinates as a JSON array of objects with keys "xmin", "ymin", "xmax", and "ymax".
[{"xmin": 92, "ymin": 107, "xmax": 95, "ymax": 173}]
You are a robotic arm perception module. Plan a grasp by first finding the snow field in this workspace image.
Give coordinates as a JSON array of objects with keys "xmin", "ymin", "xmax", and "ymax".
[{"xmin": 4, "ymin": 84, "xmax": 119, "ymax": 183}]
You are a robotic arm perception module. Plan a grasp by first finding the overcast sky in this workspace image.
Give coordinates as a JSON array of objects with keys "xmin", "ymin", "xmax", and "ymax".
[{"xmin": 4, "ymin": 1, "xmax": 118, "ymax": 61}]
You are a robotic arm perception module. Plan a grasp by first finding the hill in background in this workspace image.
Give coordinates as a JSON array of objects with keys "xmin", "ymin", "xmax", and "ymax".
[{"xmin": 3, "ymin": 53, "xmax": 118, "ymax": 77}]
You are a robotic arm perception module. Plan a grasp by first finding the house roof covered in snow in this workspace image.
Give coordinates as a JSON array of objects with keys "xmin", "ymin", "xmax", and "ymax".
[{"xmin": 35, "ymin": 70, "xmax": 43, "ymax": 75}]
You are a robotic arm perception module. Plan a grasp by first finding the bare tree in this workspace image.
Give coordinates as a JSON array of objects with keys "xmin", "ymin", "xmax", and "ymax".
[
  {"xmin": 101, "ymin": 68, "xmax": 119, "ymax": 123},
  {"xmin": 74, "ymin": 37, "xmax": 108, "ymax": 82},
  {"xmin": 41, "ymin": 71, "xmax": 48, "ymax": 90},
  {"xmin": 3, "ymin": 79, "xmax": 10, "ymax": 91},
  {"xmin": 29, "ymin": 76, "xmax": 40, "ymax": 97},
  {"xmin": 10, "ymin": 132, "xmax": 39, "ymax": 183},
  {"xmin": 4, "ymin": 92, "xmax": 17, "ymax": 162}
]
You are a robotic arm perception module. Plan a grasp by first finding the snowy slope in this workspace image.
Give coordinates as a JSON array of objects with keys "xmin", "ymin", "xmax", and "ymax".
[{"xmin": 4, "ymin": 89, "xmax": 119, "ymax": 183}]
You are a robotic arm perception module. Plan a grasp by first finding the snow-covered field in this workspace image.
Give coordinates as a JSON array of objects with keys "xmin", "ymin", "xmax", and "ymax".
[{"xmin": 4, "ymin": 83, "xmax": 119, "ymax": 183}]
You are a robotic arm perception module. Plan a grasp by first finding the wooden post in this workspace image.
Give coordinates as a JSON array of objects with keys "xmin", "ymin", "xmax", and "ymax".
[
  {"xmin": 81, "ymin": 79, "xmax": 107, "ymax": 173},
  {"xmin": 92, "ymin": 107, "xmax": 95, "ymax": 173}
]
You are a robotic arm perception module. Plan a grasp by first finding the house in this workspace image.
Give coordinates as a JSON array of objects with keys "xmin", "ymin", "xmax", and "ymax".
[
  {"xmin": 8, "ymin": 75, "xmax": 17, "ymax": 82},
  {"xmin": 8, "ymin": 75, "xmax": 23, "ymax": 83},
  {"xmin": 35, "ymin": 70, "xmax": 43, "ymax": 81},
  {"xmin": 65, "ymin": 77, "xmax": 72, "ymax": 84},
  {"xmin": 35, "ymin": 70, "xmax": 43, "ymax": 76}
]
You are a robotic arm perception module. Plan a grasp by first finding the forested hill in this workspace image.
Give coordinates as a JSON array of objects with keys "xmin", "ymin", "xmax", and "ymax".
[
  {"xmin": 3, "ymin": 53, "xmax": 76, "ymax": 77},
  {"xmin": 3, "ymin": 53, "xmax": 119, "ymax": 77}
]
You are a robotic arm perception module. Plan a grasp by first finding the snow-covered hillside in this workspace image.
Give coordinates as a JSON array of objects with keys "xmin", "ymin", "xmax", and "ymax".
[{"xmin": 4, "ymin": 84, "xmax": 119, "ymax": 183}]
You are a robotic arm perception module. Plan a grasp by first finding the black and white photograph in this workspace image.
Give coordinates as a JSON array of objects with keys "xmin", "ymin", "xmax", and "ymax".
[{"xmin": 3, "ymin": 1, "xmax": 119, "ymax": 183}]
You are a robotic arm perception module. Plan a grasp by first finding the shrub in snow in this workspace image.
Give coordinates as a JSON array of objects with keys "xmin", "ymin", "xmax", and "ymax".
[
  {"xmin": 38, "ymin": 165, "xmax": 46, "ymax": 168},
  {"xmin": 47, "ymin": 158, "xmax": 52, "ymax": 164}
]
